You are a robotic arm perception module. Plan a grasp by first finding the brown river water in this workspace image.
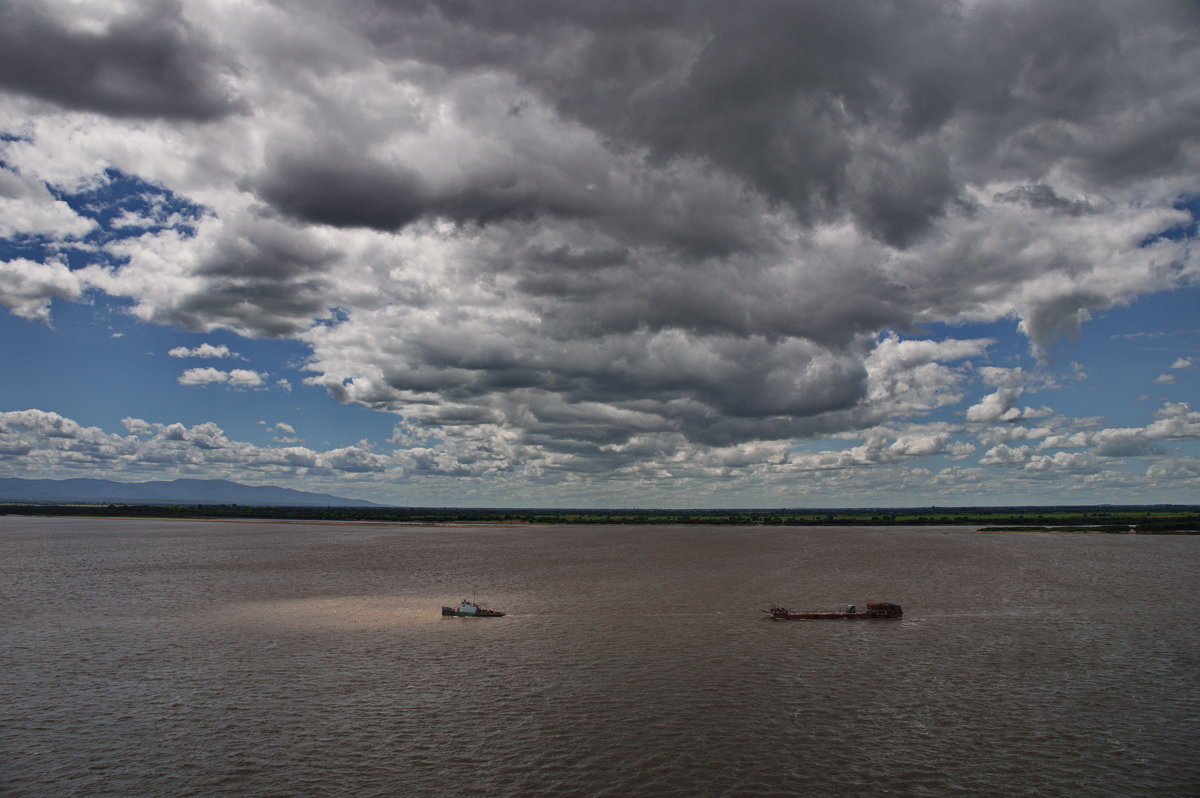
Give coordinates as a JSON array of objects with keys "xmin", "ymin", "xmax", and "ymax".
[{"xmin": 1, "ymin": 517, "xmax": 1197, "ymax": 797}]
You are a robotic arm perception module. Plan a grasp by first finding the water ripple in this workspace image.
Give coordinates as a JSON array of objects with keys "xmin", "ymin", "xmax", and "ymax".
[{"xmin": 1, "ymin": 518, "xmax": 1197, "ymax": 796}]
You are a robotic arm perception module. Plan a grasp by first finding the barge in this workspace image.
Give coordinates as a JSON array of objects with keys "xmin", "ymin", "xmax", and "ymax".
[
  {"xmin": 764, "ymin": 602, "xmax": 902, "ymax": 620},
  {"xmin": 442, "ymin": 599, "xmax": 506, "ymax": 617}
]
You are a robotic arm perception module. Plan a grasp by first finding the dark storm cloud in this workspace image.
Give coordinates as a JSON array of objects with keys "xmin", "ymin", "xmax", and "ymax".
[
  {"xmin": 254, "ymin": 148, "xmax": 584, "ymax": 232},
  {"xmin": 0, "ymin": 0, "xmax": 241, "ymax": 120},
  {"xmin": 12, "ymin": 0, "xmax": 1196, "ymax": 476},
  {"xmin": 519, "ymin": 257, "xmax": 906, "ymax": 348},
  {"xmin": 255, "ymin": 155, "xmax": 427, "ymax": 232},
  {"xmin": 993, "ymin": 185, "xmax": 1098, "ymax": 217},
  {"xmin": 141, "ymin": 216, "xmax": 338, "ymax": 338},
  {"xmin": 315, "ymin": 314, "xmax": 882, "ymax": 450},
  {"xmin": 267, "ymin": 0, "xmax": 1197, "ymax": 253}
]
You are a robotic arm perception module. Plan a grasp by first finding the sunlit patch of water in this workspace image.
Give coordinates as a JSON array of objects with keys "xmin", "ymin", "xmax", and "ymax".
[{"xmin": 211, "ymin": 595, "xmax": 452, "ymax": 631}]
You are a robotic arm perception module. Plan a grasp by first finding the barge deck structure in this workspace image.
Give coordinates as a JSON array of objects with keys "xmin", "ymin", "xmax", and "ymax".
[{"xmin": 442, "ymin": 599, "xmax": 505, "ymax": 617}]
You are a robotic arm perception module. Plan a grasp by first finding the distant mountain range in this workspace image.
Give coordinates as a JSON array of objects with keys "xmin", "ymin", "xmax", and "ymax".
[{"xmin": 0, "ymin": 477, "xmax": 382, "ymax": 507}]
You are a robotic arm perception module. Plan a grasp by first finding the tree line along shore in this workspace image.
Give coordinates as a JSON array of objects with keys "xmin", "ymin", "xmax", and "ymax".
[{"xmin": 2, "ymin": 503, "xmax": 1198, "ymax": 532}]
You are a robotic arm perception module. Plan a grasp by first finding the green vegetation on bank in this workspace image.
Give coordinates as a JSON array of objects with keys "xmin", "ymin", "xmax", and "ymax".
[{"xmin": 2, "ymin": 502, "xmax": 1198, "ymax": 531}]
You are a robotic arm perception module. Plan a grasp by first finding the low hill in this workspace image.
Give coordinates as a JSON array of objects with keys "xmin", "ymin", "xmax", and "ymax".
[{"xmin": 0, "ymin": 477, "xmax": 381, "ymax": 507}]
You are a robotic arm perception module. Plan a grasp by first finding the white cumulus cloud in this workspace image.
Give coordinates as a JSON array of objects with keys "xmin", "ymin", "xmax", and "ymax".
[
  {"xmin": 168, "ymin": 343, "xmax": 237, "ymax": 359},
  {"xmin": 178, "ymin": 367, "xmax": 266, "ymax": 388}
]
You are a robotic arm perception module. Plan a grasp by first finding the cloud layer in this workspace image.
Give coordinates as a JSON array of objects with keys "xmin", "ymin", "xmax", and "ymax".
[
  {"xmin": 3, "ymin": 398, "xmax": 1198, "ymax": 505},
  {"xmin": 0, "ymin": 0, "xmax": 1197, "ymax": 496}
]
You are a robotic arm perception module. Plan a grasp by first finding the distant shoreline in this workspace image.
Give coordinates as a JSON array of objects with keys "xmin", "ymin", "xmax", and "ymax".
[{"xmin": 2, "ymin": 503, "xmax": 1198, "ymax": 532}]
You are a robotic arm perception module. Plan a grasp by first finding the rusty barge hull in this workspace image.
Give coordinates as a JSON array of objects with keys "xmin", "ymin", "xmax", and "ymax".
[
  {"xmin": 765, "ymin": 602, "xmax": 902, "ymax": 620},
  {"xmin": 441, "ymin": 606, "xmax": 505, "ymax": 617},
  {"xmin": 769, "ymin": 611, "xmax": 897, "ymax": 619}
]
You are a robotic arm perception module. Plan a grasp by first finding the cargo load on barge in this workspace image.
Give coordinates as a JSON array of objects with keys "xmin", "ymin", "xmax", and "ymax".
[
  {"xmin": 442, "ymin": 599, "xmax": 505, "ymax": 617},
  {"xmin": 764, "ymin": 602, "xmax": 902, "ymax": 620}
]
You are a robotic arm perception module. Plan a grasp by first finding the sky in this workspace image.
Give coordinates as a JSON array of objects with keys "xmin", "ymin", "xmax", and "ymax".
[{"xmin": 0, "ymin": 0, "xmax": 1198, "ymax": 508}]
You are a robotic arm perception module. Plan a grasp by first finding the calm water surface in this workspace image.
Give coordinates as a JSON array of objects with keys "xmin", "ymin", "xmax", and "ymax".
[{"xmin": 1, "ymin": 517, "xmax": 1197, "ymax": 797}]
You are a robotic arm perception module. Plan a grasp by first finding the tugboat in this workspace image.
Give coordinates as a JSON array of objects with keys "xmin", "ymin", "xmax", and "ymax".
[
  {"xmin": 442, "ymin": 599, "xmax": 506, "ymax": 617},
  {"xmin": 764, "ymin": 602, "xmax": 902, "ymax": 620}
]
